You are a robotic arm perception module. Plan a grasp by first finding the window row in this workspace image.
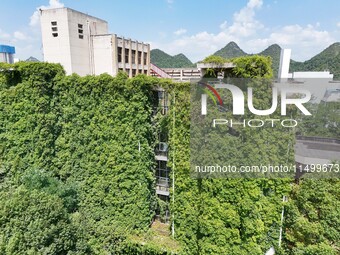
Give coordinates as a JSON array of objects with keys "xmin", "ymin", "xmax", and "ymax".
[
  {"xmin": 117, "ymin": 47, "xmax": 148, "ymax": 65},
  {"xmin": 118, "ymin": 68, "xmax": 148, "ymax": 76},
  {"xmin": 50, "ymin": 21, "xmax": 84, "ymax": 39}
]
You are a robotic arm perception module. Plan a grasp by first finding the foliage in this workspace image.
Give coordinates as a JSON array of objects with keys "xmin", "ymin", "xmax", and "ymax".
[
  {"xmin": 162, "ymin": 55, "xmax": 338, "ymax": 254},
  {"xmin": 0, "ymin": 186, "xmax": 80, "ymax": 254},
  {"xmin": 231, "ymin": 55, "xmax": 273, "ymax": 78},
  {"xmin": 290, "ymin": 42, "xmax": 340, "ymax": 79},
  {"xmin": 283, "ymin": 180, "xmax": 340, "ymax": 254},
  {"xmin": 0, "ymin": 60, "xmax": 338, "ymax": 254},
  {"xmin": 0, "ymin": 62, "xmax": 169, "ymax": 254},
  {"xmin": 201, "ymin": 55, "xmax": 228, "ymax": 65}
]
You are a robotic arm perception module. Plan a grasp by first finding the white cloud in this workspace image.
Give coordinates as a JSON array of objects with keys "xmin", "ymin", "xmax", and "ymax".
[
  {"xmin": 152, "ymin": 0, "xmax": 336, "ymax": 62},
  {"xmin": 152, "ymin": 0, "xmax": 264, "ymax": 61},
  {"xmin": 30, "ymin": 0, "xmax": 64, "ymax": 27},
  {"xmin": 337, "ymin": 22, "xmax": 340, "ymax": 28},
  {"xmin": 220, "ymin": 21, "xmax": 228, "ymax": 30},
  {"xmin": 14, "ymin": 31, "xmax": 28, "ymax": 40},
  {"xmin": 174, "ymin": 28, "xmax": 187, "ymax": 36},
  {"xmin": 0, "ymin": 28, "xmax": 11, "ymax": 39},
  {"xmin": 167, "ymin": 0, "xmax": 174, "ymax": 4},
  {"xmin": 226, "ymin": 0, "xmax": 263, "ymax": 37}
]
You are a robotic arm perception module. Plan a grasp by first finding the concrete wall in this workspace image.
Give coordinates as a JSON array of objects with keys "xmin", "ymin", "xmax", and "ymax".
[
  {"xmin": 116, "ymin": 37, "xmax": 150, "ymax": 77},
  {"xmin": 292, "ymin": 71, "xmax": 333, "ymax": 79},
  {"xmin": 41, "ymin": 7, "xmax": 108, "ymax": 76},
  {"xmin": 93, "ymin": 34, "xmax": 114, "ymax": 75},
  {"xmin": 41, "ymin": 8, "xmax": 73, "ymax": 74},
  {"xmin": 41, "ymin": 7, "xmax": 150, "ymax": 77}
]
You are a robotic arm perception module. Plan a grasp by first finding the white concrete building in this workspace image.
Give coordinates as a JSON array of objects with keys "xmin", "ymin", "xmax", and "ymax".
[{"xmin": 40, "ymin": 7, "xmax": 150, "ymax": 77}]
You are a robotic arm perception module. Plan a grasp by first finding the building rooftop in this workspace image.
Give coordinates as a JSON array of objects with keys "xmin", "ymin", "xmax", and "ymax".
[
  {"xmin": 40, "ymin": 7, "xmax": 108, "ymax": 24},
  {"xmin": 0, "ymin": 45, "xmax": 15, "ymax": 54}
]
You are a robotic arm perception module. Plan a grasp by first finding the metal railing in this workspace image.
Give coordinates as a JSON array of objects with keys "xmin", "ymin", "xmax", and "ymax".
[
  {"xmin": 150, "ymin": 63, "xmax": 171, "ymax": 78},
  {"xmin": 296, "ymin": 135, "xmax": 340, "ymax": 144},
  {"xmin": 156, "ymin": 177, "xmax": 170, "ymax": 187}
]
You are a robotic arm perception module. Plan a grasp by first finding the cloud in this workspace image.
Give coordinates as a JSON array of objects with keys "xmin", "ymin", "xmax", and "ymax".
[
  {"xmin": 167, "ymin": 0, "xmax": 174, "ymax": 4},
  {"xmin": 152, "ymin": 0, "xmax": 264, "ymax": 61},
  {"xmin": 0, "ymin": 28, "xmax": 11, "ymax": 40},
  {"xmin": 174, "ymin": 28, "xmax": 187, "ymax": 36},
  {"xmin": 225, "ymin": 0, "xmax": 263, "ymax": 37},
  {"xmin": 152, "ymin": 0, "xmax": 336, "ymax": 62},
  {"xmin": 30, "ymin": 0, "xmax": 65, "ymax": 27},
  {"xmin": 14, "ymin": 31, "xmax": 28, "ymax": 40},
  {"xmin": 220, "ymin": 21, "xmax": 228, "ymax": 30},
  {"xmin": 337, "ymin": 22, "xmax": 340, "ymax": 28}
]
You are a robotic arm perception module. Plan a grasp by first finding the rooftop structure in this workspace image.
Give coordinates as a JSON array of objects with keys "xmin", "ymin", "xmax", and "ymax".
[{"xmin": 0, "ymin": 45, "xmax": 15, "ymax": 64}]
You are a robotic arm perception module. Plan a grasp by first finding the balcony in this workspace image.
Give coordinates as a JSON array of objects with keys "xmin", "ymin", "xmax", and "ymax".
[
  {"xmin": 155, "ymin": 142, "xmax": 168, "ymax": 161},
  {"xmin": 156, "ymin": 177, "xmax": 170, "ymax": 196}
]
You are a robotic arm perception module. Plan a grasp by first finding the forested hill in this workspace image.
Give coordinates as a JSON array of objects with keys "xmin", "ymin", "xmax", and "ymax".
[
  {"xmin": 150, "ymin": 49, "xmax": 195, "ymax": 68},
  {"xmin": 153, "ymin": 42, "xmax": 340, "ymax": 79},
  {"xmin": 290, "ymin": 42, "xmax": 340, "ymax": 79},
  {"xmin": 213, "ymin": 41, "xmax": 248, "ymax": 58}
]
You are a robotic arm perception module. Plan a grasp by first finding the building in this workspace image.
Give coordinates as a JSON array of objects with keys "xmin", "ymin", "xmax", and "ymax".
[
  {"xmin": 0, "ymin": 45, "xmax": 15, "ymax": 64},
  {"xmin": 40, "ymin": 7, "xmax": 150, "ymax": 77}
]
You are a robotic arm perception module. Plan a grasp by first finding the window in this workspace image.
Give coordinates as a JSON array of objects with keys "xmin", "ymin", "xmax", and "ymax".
[
  {"xmin": 78, "ymin": 24, "xmax": 84, "ymax": 39},
  {"xmin": 138, "ymin": 51, "xmax": 142, "ymax": 64},
  {"xmin": 144, "ymin": 70, "xmax": 147, "ymax": 74},
  {"xmin": 118, "ymin": 47, "xmax": 122, "ymax": 62},
  {"xmin": 125, "ymin": 49, "xmax": 129, "ymax": 63},
  {"xmin": 126, "ymin": 69, "xmax": 130, "ymax": 75},
  {"xmin": 144, "ymin": 53, "xmax": 148, "ymax": 65},
  {"xmin": 132, "ymin": 69, "xmax": 136, "ymax": 77},
  {"xmin": 131, "ymin": 50, "xmax": 136, "ymax": 63},
  {"xmin": 51, "ymin": 21, "xmax": 58, "ymax": 37}
]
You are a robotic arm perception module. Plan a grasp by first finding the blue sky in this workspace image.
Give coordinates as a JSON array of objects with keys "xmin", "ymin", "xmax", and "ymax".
[{"xmin": 1, "ymin": 0, "xmax": 340, "ymax": 62}]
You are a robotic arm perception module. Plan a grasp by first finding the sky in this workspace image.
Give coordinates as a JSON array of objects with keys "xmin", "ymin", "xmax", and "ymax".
[{"xmin": 1, "ymin": 0, "xmax": 340, "ymax": 62}]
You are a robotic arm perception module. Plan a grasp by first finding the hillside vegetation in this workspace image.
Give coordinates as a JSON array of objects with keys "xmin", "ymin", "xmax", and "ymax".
[{"xmin": 153, "ymin": 42, "xmax": 340, "ymax": 79}]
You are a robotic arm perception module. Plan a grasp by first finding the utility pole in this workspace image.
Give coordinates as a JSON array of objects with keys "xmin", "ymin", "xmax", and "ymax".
[
  {"xmin": 171, "ymin": 93, "xmax": 175, "ymax": 238},
  {"xmin": 279, "ymin": 195, "xmax": 288, "ymax": 247}
]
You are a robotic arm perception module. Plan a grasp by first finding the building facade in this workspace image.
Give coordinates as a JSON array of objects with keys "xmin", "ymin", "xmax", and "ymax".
[
  {"xmin": 0, "ymin": 45, "xmax": 15, "ymax": 64},
  {"xmin": 40, "ymin": 7, "xmax": 150, "ymax": 77}
]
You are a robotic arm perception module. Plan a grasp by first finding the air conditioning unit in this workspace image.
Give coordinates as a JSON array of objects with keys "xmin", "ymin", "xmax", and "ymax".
[{"xmin": 158, "ymin": 142, "xmax": 168, "ymax": 152}]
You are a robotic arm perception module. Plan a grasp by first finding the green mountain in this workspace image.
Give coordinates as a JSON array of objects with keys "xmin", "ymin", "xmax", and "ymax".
[
  {"xmin": 290, "ymin": 42, "xmax": 340, "ymax": 79},
  {"xmin": 213, "ymin": 41, "xmax": 247, "ymax": 59},
  {"xmin": 258, "ymin": 44, "xmax": 282, "ymax": 77},
  {"xmin": 25, "ymin": 56, "xmax": 40, "ymax": 62},
  {"xmin": 150, "ymin": 49, "xmax": 195, "ymax": 68},
  {"xmin": 212, "ymin": 42, "xmax": 281, "ymax": 76},
  {"xmin": 153, "ymin": 42, "xmax": 340, "ymax": 79}
]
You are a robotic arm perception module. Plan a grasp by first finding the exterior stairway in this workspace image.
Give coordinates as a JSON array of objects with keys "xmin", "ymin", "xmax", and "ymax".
[{"xmin": 150, "ymin": 63, "xmax": 171, "ymax": 79}]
